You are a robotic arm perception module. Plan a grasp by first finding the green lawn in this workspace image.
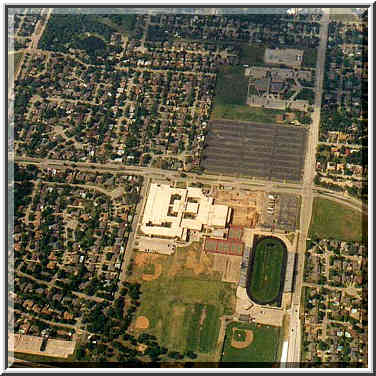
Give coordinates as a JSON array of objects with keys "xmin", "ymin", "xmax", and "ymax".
[
  {"xmin": 211, "ymin": 103, "xmax": 283, "ymax": 123},
  {"xmin": 302, "ymin": 48, "xmax": 318, "ymax": 68},
  {"xmin": 199, "ymin": 305, "xmax": 221, "ymax": 353},
  {"xmin": 214, "ymin": 66, "xmax": 248, "ymax": 106},
  {"xmin": 249, "ymin": 237, "xmax": 286, "ymax": 304},
  {"xmin": 8, "ymin": 52, "xmax": 24, "ymax": 82},
  {"xmin": 296, "ymin": 88, "xmax": 315, "ymax": 105},
  {"xmin": 94, "ymin": 14, "xmax": 137, "ymax": 36},
  {"xmin": 239, "ymin": 44, "xmax": 266, "ymax": 66},
  {"xmin": 309, "ymin": 198, "xmax": 367, "ymax": 242},
  {"xmin": 212, "ymin": 63, "xmax": 284, "ymax": 124},
  {"xmin": 222, "ymin": 322, "xmax": 280, "ymax": 364},
  {"xmin": 132, "ymin": 248, "xmax": 235, "ymax": 360}
]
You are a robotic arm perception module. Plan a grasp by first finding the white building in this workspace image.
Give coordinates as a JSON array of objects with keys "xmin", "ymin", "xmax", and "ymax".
[{"xmin": 140, "ymin": 183, "xmax": 231, "ymax": 239}]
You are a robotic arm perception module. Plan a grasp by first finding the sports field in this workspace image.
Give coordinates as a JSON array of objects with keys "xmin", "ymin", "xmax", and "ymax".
[
  {"xmin": 222, "ymin": 322, "xmax": 281, "ymax": 364},
  {"xmin": 130, "ymin": 242, "xmax": 236, "ymax": 361},
  {"xmin": 309, "ymin": 198, "xmax": 367, "ymax": 242},
  {"xmin": 247, "ymin": 237, "xmax": 287, "ymax": 305}
]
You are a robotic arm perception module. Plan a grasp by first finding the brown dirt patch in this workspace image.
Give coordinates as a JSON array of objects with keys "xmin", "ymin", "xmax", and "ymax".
[
  {"xmin": 134, "ymin": 252, "xmax": 149, "ymax": 267},
  {"xmin": 142, "ymin": 263, "xmax": 162, "ymax": 281},
  {"xmin": 137, "ymin": 343, "xmax": 148, "ymax": 353},
  {"xmin": 231, "ymin": 328, "xmax": 254, "ymax": 349},
  {"xmin": 135, "ymin": 316, "xmax": 149, "ymax": 330},
  {"xmin": 185, "ymin": 250, "xmax": 205, "ymax": 275}
]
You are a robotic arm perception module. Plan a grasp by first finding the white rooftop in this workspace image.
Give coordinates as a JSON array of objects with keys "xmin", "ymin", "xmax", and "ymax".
[{"xmin": 141, "ymin": 183, "xmax": 230, "ymax": 238}]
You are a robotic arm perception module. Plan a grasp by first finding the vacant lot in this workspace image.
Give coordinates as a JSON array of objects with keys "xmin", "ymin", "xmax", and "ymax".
[
  {"xmin": 211, "ymin": 103, "xmax": 283, "ymax": 123},
  {"xmin": 214, "ymin": 66, "xmax": 248, "ymax": 106},
  {"xmin": 202, "ymin": 120, "xmax": 307, "ymax": 182},
  {"xmin": 248, "ymin": 237, "xmax": 287, "ymax": 305},
  {"xmin": 222, "ymin": 322, "xmax": 280, "ymax": 364},
  {"xmin": 302, "ymin": 48, "xmax": 318, "ymax": 68},
  {"xmin": 211, "ymin": 65, "xmax": 285, "ymax": 124},
  {"xmin": 239, "ymin": 44, "xmax": 266, "ymax": 66},
  {"xmin": 8, "ymin": 52, "xmax": 24, "ymax": 82},
  {"xmin": 309, "ymin": 198, "xmax": 367, "ymax": 242},
  {"xmin": 130, "ymin": 243, "xmax": 236, "ymax": 361}
]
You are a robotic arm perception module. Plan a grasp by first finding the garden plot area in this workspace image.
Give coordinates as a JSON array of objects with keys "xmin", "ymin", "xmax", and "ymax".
[{"xmin": 202, "ymin": 120, "xmax": 307, "ymax": 182}]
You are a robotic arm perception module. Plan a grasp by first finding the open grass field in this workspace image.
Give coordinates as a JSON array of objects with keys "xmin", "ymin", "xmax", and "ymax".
[
  {"xmin": 211, "ymin": 103, "xmax": 283, "ymax": 123},
  {"xmin": 309, "ymin": 198, "xmax": 367, "ymax": 242},
  {"xmin": 94, "ymin": 14, "xmax": 136, "ymax": 36},
  {"xmin": 214, "ymin": 66, "xmax": 248, "ymax": 106},
  {"xmin": 222, "ymin": 322, "xmax": 281, "ymax": 364},
  {"xmin": 212, "ymin": 63, "xmax": 284, "ymax": 124},
  {"xmin": 130, "ymin": 242, "xmax": 236, "ymax": 360},
  {"xmin": 239, "ymin": 44, "xmax": 266, "ymax": 66},
  {"xmin": 302, "ymin": 48, "xmax": 318, "ymax": 68},
  {"xmin": 248, "ymin": 237, "xmax": 287, "ymax": 304},
  {"xmin": 8, "ymin": 51, "xmax": 24, "ymax": 82},
  {"xmin": 13, "ymin": 351, "xmax": 77, "ymax": 364}
]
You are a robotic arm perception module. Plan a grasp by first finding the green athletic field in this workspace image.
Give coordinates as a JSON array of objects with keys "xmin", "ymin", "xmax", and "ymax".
[{"xmin": 248, "ymin": 237, "xmax": 286, "ymax": 304}]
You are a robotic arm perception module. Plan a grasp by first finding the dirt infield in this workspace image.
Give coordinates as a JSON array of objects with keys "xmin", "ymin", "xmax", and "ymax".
[
  {"xmin": 142, "ymin": 263, "xmax": 162, "ymax": 281},
  {"xmin": 135, "ymin": 316, "xmax": 150, "ymax": 330},
  {"xmin": 231, "ymin": 328, "xmax": 254, "ymax": 349}
]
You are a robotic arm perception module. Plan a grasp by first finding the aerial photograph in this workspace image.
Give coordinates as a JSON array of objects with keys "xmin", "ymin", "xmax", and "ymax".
[{"xmin": 6, "ymin": 3, "xmax": 369, "ymax": 372}]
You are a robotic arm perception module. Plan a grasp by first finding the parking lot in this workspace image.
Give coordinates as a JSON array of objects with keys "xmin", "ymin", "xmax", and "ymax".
[
  {"xmin": 260, "ymin": 193, "xmax": 299, "ymax": 232},
  {"xmin": 202, "ymin": 120, "xmax": 307, "ymax": 182}
]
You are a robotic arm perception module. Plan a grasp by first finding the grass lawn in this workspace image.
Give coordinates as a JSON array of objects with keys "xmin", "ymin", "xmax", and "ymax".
[
  {"xmin": 211, "ymin": 103, "xmax": 283, "ymax": 123},
  {"xmin": 330, "ymin": 13, "xmax": 359, "ymax": 22},
  {"xmin": 14, "ymin": 351, "xmax": 77, "ymax": 364},
  {"xmin": 8, "ymin": 52, "xmax": 24, "ymax": 82},
  {"xmin": 94, "ymin": 14, "xmax": 136, "ymax": 36},
  {"xmin": 222, "ymin": 322, "xmax": 281, "ymax": 363},
  {"xmin": 309, "ymin": 198, "xmax": 367, "ymax": 242},
  {"xmin": 296, "ymin": 88, "xmax": 315, "ymax": 105},
  {"xmin": 214, "ymin": 66, "xmax": 248, "ymax": 106},
  {"xmin": 13, "ymin": 51, "xmax": 24, "ymax": 73},
  {"xmin": 212, "ymin": 63, "xmax": 284, "ymax": 124},
  {"xmin": 302, "ymin": 48, "xmax": 318, "ymax": 68},
  {"xmin": 131, "ymin": 244, "xmax": 235, "ymax": 360},
  {"xmin": 249, "ymin": 238, "xmax": 286, "ymax": 304},
  {"xmin": 239, "ymin": 44, "xmax": 265, "ymax": 66}
]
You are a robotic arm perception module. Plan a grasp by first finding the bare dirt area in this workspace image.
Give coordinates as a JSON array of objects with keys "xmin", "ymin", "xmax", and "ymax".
[
  {"xmin": 110, "ymin": 186, "xmax": 125, "ymax": 200},
  {"xmin": 213, "ymin": 254, "xmax": 227, "ymax": 274},
  {"xmin": 250, "ymin": 306, "xmax": 284, "ymax": 327},
  {"xmin": 213, "ymin": 188, "xmax": 262, "ymax": 227},
  {"xmin": 168, "ymin": 241, "xmax": 217, "ymax": 278},
  {"xmin": 231, "ymin": 328, "xmax": 254, "ymax": 349},
  {"xmin": 137, "ymin": 343, "xmax": 148, "ymax": 353},
  {"xmin": 134, "ymin": 251, "xmax": 158, "ymax": 267},
  {"xmin": 135, "ymin": 316, "xmax": 150, "ymax": 330},
  {"xmin": 223, "ymin": 255, "xmax": 242, "ymax": 283},
  {"xmin": 213, "ymin": 254, "xmax": 242, "ymax": 283}
]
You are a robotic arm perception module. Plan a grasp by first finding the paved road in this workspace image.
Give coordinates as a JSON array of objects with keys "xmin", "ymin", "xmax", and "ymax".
[
  {"xmin": 8, "ymin": 8, "xmax": 52, "ymax": 98},
  {"xmin": 14, "ymin": 156, "xmax": 367, "ymax": 214},
  {"xmin": 286, "ymin": 8, "xmax": 330, "ymax": 366},
  {"xmin": 114, "ymin": 177, "xmax": 150, "ymax": 301},
  {"xmin": 319, "ymin": 141, "xmax": 366, "ymax": 149}
]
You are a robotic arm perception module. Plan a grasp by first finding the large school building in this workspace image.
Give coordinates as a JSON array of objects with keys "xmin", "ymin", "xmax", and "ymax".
[{"xmin": 140, "ymin": 183, "xmax": 232, "ymax": 240}]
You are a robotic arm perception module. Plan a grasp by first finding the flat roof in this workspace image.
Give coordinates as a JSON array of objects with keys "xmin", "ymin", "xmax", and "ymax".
[{"xmin": 141, "ymin": 184, "xmax": 229, "ymax": 238}]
